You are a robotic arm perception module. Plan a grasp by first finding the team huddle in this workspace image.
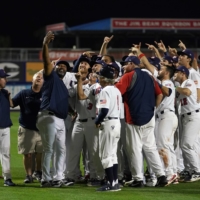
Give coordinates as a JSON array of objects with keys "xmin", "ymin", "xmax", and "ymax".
[{"xmin": 0, "ymin": 31, "xmax": 200, "ymax": 192}]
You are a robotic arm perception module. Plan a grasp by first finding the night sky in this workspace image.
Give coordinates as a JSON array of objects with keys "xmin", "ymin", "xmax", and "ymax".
[{"xmin": 0, "ymin": 0, "xmax": 199, "ymax": 48}]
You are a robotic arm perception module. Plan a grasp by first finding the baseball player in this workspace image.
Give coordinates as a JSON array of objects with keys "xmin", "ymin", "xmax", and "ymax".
[
  {"xmin": 63, "ymin": 57, "xmax": 104, "ymax": 186},
  {"xmin": 155, "ymin": 64, "xmax": 178, "ymax": 185},
  {"xmin": 10, "ymin": 71, "xmax": 43, "ymax": 183},
  {"xmin": 116, "ymin": 55, "xmax": 168, "ymax": 187},
  {"xmin": 0, "ymin": 69, "xmax": 16, "ymax": 186},
  {"xmin": 36, "ymin": 31, "xmax": 69, "ymax": 187},
  {"xmin": 174, "ymin": 66, "xmax": 200, "ymax": 182},
  {"xmin": 95, "ymin": 65, "xmax": 122, "ymax": 192}
]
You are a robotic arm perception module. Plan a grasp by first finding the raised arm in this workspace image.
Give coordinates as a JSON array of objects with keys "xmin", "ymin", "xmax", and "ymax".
[
  {"xmin": 99, "ymin": 35, "xmax": 114, "ymax": 56},
  {"xmin": 42, "ymin": 31, "xmax": 55, "ymax": 76},
  {"xmin": 75, "ymin": 72, "xmax": 88, "ymax": 100}
]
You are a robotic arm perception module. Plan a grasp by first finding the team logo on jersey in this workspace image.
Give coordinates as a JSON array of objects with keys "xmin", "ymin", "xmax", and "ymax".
[
  {"xmin": 186, "ymin": 84, "xmax": 191, "ymax": 87},
  {"xmin": 165, "ymin": 84, "xmax": 171, "ymax": 87},
  {"xmin": 111, "ymin": 125, "xmax": 115, "ymax": 130},
  {"xmin": 194, "ymin": 80, "xmax": 198, "ymax": 85},
  {"xmin": 100, "ymin": 99, "xmax": 107, "ymax": 104}
]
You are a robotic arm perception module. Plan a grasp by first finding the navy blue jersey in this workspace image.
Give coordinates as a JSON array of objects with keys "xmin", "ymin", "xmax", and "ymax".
[
  {"xmin": 0, "ymin": 89, "xmax": 12, "ymax": 128},
  {"xmin": 12, "ymin": 88, "xmax": 42, "ymax": 131},
  {"xmin": 40, "ymin": 70, "xmax": 69, "ymax": 119}
]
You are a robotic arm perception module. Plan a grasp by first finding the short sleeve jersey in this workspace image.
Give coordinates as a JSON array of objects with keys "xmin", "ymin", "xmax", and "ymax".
[{"xmin": 12, "ymin": 88, "xmax": 42, "ymax": 131}]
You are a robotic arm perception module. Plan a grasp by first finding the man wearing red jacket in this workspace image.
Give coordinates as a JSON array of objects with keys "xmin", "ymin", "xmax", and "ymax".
[{"xmin": 115, "ymin": 55, "xmax": 168, "ymax": 187}]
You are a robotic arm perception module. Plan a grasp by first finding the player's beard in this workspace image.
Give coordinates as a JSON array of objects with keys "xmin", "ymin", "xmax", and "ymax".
[{"xmin": 55, "ymin": 68, "xmax": 66, "ymax": 79}]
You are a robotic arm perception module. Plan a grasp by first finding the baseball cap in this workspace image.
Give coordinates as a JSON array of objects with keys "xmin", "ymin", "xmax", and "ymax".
[
  {"xmin": 175, "ymin": 66, "xmax": 189, "ymax": 77},
  {"xmin": 79, "ymin": 56, "xmax": 92, "ymax": 67},
  {"xmin": 177, "ymin": 49, "xmax": 194, "ymax": 61},
  {"xmin": 55, "ymin": 60, "xmax": 71, "ymax": 71},
  {"xmin": 120, "ymin": 56, "xmax": 140, "ymax": 66},
  {"xmin": 148, "ymin": 57, "xmax": 161, "ymax": 71},
  {"xmin": 0, "ymin": 69, "xmax": 10, "ymax": 78},
  {"xmin": 99, "ymin": 66, "xmax": 115, "ymax": 79},
  {"xmin": 107, "ymin": 62, "xmax": 120, "ymax": 72},
  {"xmin": 163, "ymin": 56, "xmax": 174, "ymax": 64},
  {"xmin": 93, "ymin": 60, "xmax": 107, "ymax": 67},
  {"xmin": 172, "ymin": 56, "xmax": 178, "ymax": 63}
]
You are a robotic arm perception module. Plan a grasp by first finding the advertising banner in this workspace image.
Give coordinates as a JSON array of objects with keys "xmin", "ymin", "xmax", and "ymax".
[
  {"xmin": 112, "ymin": 18, "xmax": 200, "ymax": 30},
  {"xmin": 26, "ymin": 62, "xmax": 43, "ymax": 82},
  {"xmin": 0, "ymin": 62, "xmax": 25, "ymax": 82}
]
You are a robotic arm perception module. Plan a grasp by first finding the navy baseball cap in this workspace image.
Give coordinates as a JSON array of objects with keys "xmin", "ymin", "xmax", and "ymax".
[
  {"xmin": 177, "ymin": 49, "xmax": 194, "ymax": 61},
  {"xmin": 79, "ymin": 56, "xmax": 92, "ymax": 67},
  {"xmin": 0, "ymin": 69, "xmax": 10, "ymax": 78},
  {"xmin": 172, "ymin": 56, "xmax": 178, "ymax": 63},
  {"xmin": 107, "ymin": 62, "xmax": 120, "ymax": 72},
  {"xmin": 99, "ymin": 66, "xmax": 115, "ymax": 79},
  {"xmin": 55, "ymin": 60, "xmax": 71, "ymax": 71},
  {"xmin": 148, "ymin": 57, "xmax": 161, "ymax": 71},
  {"xmin": 175, "ymin": 66, "xmax": 189, "ymax": 77},
  {"xmin": 163, "ymin": 56, "xmax": 174, "ymax": 64},
  {"xmin": 93, "ymin": 60, "xmax": 107, "ymax": 67},
  {"xmin": 120, "ymin": 56, "xmax": 140, "ymax": 66}
]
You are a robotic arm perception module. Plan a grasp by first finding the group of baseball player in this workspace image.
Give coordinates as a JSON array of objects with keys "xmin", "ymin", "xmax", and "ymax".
[{"xmin": 0, "ymin": 31, "xmax": 200, "ymax": 192}]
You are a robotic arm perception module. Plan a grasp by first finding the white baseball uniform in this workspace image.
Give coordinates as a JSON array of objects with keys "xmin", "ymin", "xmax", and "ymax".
[
  {"xmin": 67, "ymin": 83, "xmax": 102, "ymax": 180},
  {"xmin": 96, "ymin": 85, "xmax": 122, "ymax": 169},
  {"xmin": 177, "ymin": 79, "xmax": 200, "ymax": 173},
  {"xmin": 155, "ymin": 79, "xmax": 178, "ymax": 179}
]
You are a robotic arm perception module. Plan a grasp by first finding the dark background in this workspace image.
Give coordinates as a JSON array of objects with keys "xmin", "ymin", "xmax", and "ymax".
[{"xmin": 0, "ymin": 0, "xmax": 199, "ymax": 48}]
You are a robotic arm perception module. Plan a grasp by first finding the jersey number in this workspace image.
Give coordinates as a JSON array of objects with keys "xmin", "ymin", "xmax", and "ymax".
[
  {"xmin": 87, "ymin": 103, "xmax": 93, "ymax": 110},
  {"xmin": 181, "ymin": 98, "xmax": 188, "ymax": 106}
]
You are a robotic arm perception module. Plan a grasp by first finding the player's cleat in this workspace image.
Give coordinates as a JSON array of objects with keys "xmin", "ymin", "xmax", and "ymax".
[
  {"xmin": 179, "ymin": 170, "xmax": 190, "ymax": 182},
  {"xmin": 167, "ymin": 174, "xmax": 177, "ymax": 186},
  {"xmin": 40, "ymin": 180, "xmax": 52, "ymax": 187},
  {"xmin": 76, "ymin": 175, "xmax": 86, "ymax": 183},
  {"xmin": 124, "ymin": 179, "xmax": 134, "ymax": 186},
  {"xmin": 4, "ymin": 179, "xmax": 16, "ymax": 186},
  {"xmin": 118, "ymin": 179, "xmax": 125, "ymax": 187},
  {"xmin": 52, "ymin": 180, "xmax": 63, "ymax": 188},
  {"xmin": 32, "ymin": 171, "xmax": 42, "ymax": 182},
  {"xmin": 62, "ymin": 178, "xmax": 75, "ymax": 186},
  {"xmin": 87, "ymin": 178, "xmax": 101, "ymax": 186},
  {"xmin": 155, "ymin": 175, "xmax": 168, "ymax": 187},
  {"xmin": 96, "ymin": 184, "xmax": 121, "ymax": 192},
  {"xmin": 24, "ymin": 175, "xmax": 33, "ymax": 183},
  {"xmin": 172, "ymin": 178, "xmax": 179, "ymax": 184},
  {"xmin": 145, "ymin": 178, "xmax": 157, "ymax": 187},
  {"xmin": 184, "ymin": 171, "xmax": 200, "ymax": 182},
  {"xmin": 129, "ymin": 180, "xmax": 144, "ymax": 188}
]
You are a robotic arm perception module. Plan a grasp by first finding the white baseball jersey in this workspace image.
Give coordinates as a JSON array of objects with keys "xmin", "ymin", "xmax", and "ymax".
[
  {"xmin": 177, "ymin": 79, "xmax": 200, "ymax": 114},
  {"xmin": 96, "ymin": 85, "xmax": 122, "ymax": 118},
  {"xmin": 72, "ymin": 84, "xmax": 96, "ymax": 119},
  {"xmin": 156, "ymin": 80, "xmax": 175, "ymax": 112},
  {"xmin": 189, "ymin": 68, "xmax": 200, "ymax": 89},
  {"xmin": 63, "ymin": 72, "xmax": 77, "ymax": 89},
  {"xmin": 84, "ymin": 82, "xmax": 101, "ymax": 104}
]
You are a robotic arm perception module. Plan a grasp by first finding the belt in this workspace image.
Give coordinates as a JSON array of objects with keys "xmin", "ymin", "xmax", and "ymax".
[
  {"xmin": 48, "ymin": 111, "xmax": 55, "ymax": 116},
  {"xmin": 78, "ymin": 117, "xmax": 95, "ymax": 122},
  {"xmin": 104, "ymin": 117, "xmax": 119, "ymax": 120},
  {"xmin": 182, "ymin": 110, "xmax": 199, "ymax": 117},
  {"xmin": 156, "ymin": 110, "xmax": 174, "ymax": 118}
]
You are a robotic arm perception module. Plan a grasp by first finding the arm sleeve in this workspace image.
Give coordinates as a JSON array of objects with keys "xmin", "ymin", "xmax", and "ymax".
[
  {"xmin": 115, "ymin": 72, "xmax": 134, "ymax": 95},
  {"xmin": 154, "ymin": 79, "xmax": 162, "ymax": 96},
  {"xmin": 12, "ymin": 91, "xmax": 22, "ymax": 107},
  {"xmin": 95, "ymin": 108, "xmax": 109, "ymax": 125}
]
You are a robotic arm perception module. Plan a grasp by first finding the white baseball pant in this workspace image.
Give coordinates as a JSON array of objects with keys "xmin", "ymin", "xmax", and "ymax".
[
  {"xmin": 0, "ymin": 127, "xmax": 12, "ymax": 180},
  {"xmin": 181, "ymin": 111, "xmax": 200, "ymax": 173},
  {"xmin": 155, "ymin": 111, "xmax": 178, "ymax": 177},
  {"xmin": 36, "ymin": 111, "xmax": 66, "ymax": 181},
  {"xmin": 125, "ymin": 116, "xmax": 165, "ymax": 181},
  {"xmin": 99, "ymin": 119, "xmax": 121, "ymax": 169}
]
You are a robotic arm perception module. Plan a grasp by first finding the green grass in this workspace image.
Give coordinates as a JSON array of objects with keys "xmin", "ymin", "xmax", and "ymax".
[{"xmin": 0, "ymin": 112, "xmax": 200, "ymax": 200}]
